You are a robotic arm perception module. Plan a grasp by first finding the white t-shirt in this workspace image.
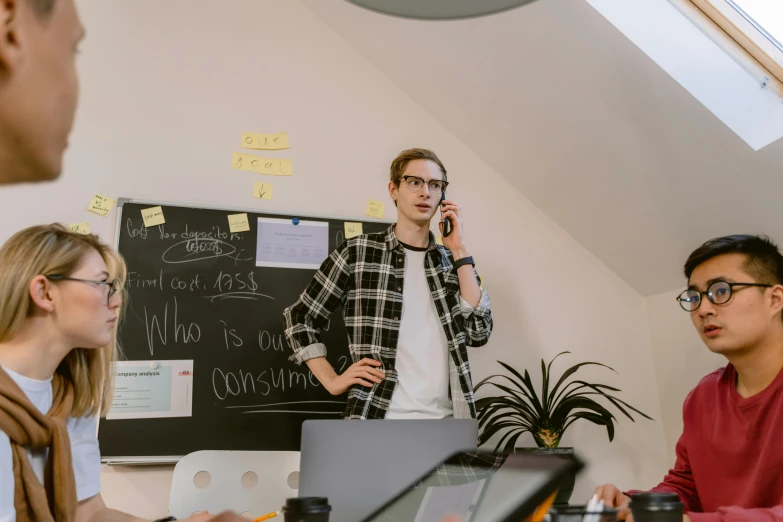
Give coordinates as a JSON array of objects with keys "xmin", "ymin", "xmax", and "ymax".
[
  {"xmin": 0, "ymin": 367, "xmax": 101, "ymax": 522},
  {"xmin": 386, "ymin": 245, "xmax": 454, "ymax": 419}
]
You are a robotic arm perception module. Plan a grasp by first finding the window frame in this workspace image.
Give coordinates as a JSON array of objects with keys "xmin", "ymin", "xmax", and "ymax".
[{"xmin": 690, "ymin": 0, "xmax": 783, "ymax": 84}]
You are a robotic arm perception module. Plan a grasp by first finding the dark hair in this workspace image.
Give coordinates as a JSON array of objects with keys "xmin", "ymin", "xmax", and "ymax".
[
  {"xmin": 684, "ymin": 235, "xmax": 783, "ymax": 286},
  {"xmin": 26, "ymin": 0, "xmax": 56, "ymax": 17}
]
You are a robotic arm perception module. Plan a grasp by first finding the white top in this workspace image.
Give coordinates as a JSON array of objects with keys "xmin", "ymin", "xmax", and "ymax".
[
  {"xmin": 386, "ymin": 246, "xmax": 454, "ymax": 419},
  {"xmin": 0, "ymin": 367, "xmax": 101, "ymax": 522}
]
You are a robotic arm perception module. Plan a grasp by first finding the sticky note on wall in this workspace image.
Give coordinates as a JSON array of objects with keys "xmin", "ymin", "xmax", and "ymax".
[
  {"xmin": 228, "ymin": 213, "xmax": 250, "ymax": 233},
  {"xmin": 232, "ymin": 153, "xmax": 260, "ymax": 173},
  {"xmin": 276, "ymin": 159, "xmax": 293, "ymax": 176},
  {"xmin": 232, "ymin": 153, "xmax": 293, "ymax": 176},
  {"xmin": 141, "ymin": 206, "xmax": 166, "ymax": 227},
  {"xmin": 87, "ymin": 195, "xmax": 115, "ymax": 217},
  {"xmin": 241, "ymin": 132, "xmax": 290, "ymax": 150},
  {"xmin": 68, "ymin": 222, "xmax": 91, "ymax": 235},
  {"xmin": 344, "ymin": 222, "xmax": 363, "ymax": 239},
  {"xmin": 366, "ymin": 200, "xmax": 385, "ymax": 219},
  {"xmin": 253, "ymin": 182, "xmax": 273, "ymax": 200}
]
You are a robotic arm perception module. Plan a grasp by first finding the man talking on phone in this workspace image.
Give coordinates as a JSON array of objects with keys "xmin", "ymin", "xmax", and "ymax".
[{"xmin": 284, "ymin": 148, "xmax": 492, "ymax": 419}]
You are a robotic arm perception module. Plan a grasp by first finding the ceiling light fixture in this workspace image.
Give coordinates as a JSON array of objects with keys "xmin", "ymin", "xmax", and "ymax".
[{"xmin": 344, "ymin": 0, "xmax": 542, "ymax": 21}]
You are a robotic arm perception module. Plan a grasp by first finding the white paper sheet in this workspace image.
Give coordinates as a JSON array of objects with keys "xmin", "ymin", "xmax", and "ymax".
[
  {"xmin": 107, "ymin": 360, "xmax": 194, "ymax": 419},
  {"xmin": 255, "ymin": 217, "xmax": 329, "ymax": 269}
]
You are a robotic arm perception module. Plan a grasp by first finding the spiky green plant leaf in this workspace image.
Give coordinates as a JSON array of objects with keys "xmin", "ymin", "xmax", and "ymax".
[{"xmin": 475, "ymin": 353, "xmax": 652, "ymax": 449}]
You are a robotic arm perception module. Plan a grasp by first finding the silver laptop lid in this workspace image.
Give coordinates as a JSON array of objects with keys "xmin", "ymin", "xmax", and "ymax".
[{"xmin": 299, "ymin": 419, "xmax": 478, "ymax": 522}]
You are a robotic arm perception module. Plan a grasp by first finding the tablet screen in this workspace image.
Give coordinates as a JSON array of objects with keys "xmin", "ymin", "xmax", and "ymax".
[{"xmin": 363, "ymin": 452, "xmax": 578, "ymax": 522}]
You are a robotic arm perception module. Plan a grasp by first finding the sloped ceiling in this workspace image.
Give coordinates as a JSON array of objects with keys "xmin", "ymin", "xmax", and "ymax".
[{"xmin": 304, "ymin": 0, "xmax": 783, "ymax": 296}]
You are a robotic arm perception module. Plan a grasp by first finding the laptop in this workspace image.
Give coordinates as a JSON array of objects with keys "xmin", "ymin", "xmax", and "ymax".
[
  {"xmin": 361, "ymin": 450, "xmax": 585, "ymax": 522},
  {"xmin": 298, "ymin": 419, "xmax": 478, "ymax": 522}
]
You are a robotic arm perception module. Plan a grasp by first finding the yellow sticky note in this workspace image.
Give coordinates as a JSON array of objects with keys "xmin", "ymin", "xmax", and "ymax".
[
  {"xmin": 87, "ymin": 194, "xmax": 115, "ymax": 217},
  {"xmin": 241, "ymin": 132, "xmax": 290, "ymax": 150},
  {"xmin": 435, "ymin": 235, "xmax": 444, "ymax": 246},
  {"xmin": 141, "ymin": 206, "xmax": 166, "ymax": 228},
  {"xmin": 260, "ymin": 158, "xmax": 293, "ymax": 176},
  {"xmin": 276, "ymin": 159, "xmax": 293, "ymax": 176},
  {"xmin": 232, "ymin": 153, "xmax": 292, "ymax": 176},
  {"xmin": 233, "ymin": 152, "xmax": 260, "ymax": 173},
  {"xmin": 227, "ymin": 213, "xmax": 250, "ymax": 233},
  {"xmin": 67, "ymin": 222, "xmax": 91, "ymax": 235},
  {"xmin": 259, "ymin": 159, "xmax": 277, "ymax": 175},
  {"xmin": 253, "ymin": 182, "xmax": 273, "ymax": 200},
  {"xmin": 366, "ymin": 200, "xmax": 385, "ymax": 219},
  {"xmin": 344, "ymin": 222, "xmax": 363, "ymax": 239}
]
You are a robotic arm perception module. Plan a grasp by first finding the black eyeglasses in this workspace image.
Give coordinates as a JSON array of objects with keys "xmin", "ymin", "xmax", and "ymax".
[
  {"xmin": 401, "ymin": 175, "xmax": 448, "ymax": 194},
  {"xmin": 45, "ymin": 275, "xmax": 120, "ymax": 306},
  {"xmin": 676, "ymin": 281, "xmax": 772, "ymax": 312}
]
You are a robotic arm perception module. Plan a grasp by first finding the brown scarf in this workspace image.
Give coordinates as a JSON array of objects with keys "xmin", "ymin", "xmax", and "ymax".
[{"xmin": 0, "ymin": 366, "xmax": 77, "ymax": 522}]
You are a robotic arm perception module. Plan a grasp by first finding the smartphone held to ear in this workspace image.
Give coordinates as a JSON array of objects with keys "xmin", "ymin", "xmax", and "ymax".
[{"xmin": 441, "ymin": 192, "xmax": 452, "ymax": 237}]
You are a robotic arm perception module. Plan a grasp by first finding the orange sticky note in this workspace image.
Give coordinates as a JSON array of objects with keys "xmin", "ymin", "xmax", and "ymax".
[{"xmin": 141, "ymin": 206, "xmax": 165, "ymax": 227}]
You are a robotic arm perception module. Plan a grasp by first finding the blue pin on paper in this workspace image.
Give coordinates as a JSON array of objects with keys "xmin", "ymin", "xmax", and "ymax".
[{"xmin": 292, "ymin": 218, "xmax": 300, "ymax": 226}]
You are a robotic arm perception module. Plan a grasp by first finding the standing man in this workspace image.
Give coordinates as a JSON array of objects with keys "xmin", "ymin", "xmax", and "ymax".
[
  {"xmin": 594, "ymin": 235, "xmax": 783, "ymax": 521},
  {"xmin": 0, "ymin": 0, "xmax": 83, "ymax": 184},
  {"xmin": 284, "ymin": 148, "xmax": 493, "ymax": 419}
]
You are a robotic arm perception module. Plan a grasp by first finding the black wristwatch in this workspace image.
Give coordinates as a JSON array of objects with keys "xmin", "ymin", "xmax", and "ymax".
[
  {"xmin": 154, "ymin": 517, "xmax": 176, "ymax": 522},
  {"xmin": 453, "ymin": 256, "xmax": 475, "ymax": 270}
]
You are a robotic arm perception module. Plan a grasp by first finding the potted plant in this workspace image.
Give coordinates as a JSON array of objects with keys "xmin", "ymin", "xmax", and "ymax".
[{"xmin": 475, "ymin": 351, "xmax": 653, "ymax": 504}]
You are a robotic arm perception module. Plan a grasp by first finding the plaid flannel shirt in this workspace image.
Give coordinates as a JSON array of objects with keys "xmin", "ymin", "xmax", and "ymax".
[{"xmin": 284, "ymin": 224, "xmax": 493, "ymax": 419}]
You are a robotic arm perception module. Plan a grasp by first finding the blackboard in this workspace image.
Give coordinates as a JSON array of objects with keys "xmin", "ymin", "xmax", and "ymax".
[{"xmin": 98, "ymin": 199, "xmax": 391, "ymax": 461}]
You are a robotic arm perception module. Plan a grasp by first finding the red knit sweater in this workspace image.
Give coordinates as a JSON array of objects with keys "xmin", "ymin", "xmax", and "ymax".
[{"xmin": 646, "ymin": 363, "xmax": 783, "ymax": 521}]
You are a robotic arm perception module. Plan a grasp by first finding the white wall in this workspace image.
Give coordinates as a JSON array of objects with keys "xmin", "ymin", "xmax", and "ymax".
[
  {"xmin": 0, "ymin": 0, "xmax": 669, "ymax": 517},
  {"xmin": 644, "ymin": 290, "xmax": 725, "ymax": 467}
]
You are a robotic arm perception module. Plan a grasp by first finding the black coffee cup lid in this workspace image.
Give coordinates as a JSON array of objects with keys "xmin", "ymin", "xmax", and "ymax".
[
  {"xmin": 630, "ymin": 492, "xmax": 683, "ymax": 510},
  {"xmin": 283, "ymin": 497, "xmax": 332, "ymax": 514}
]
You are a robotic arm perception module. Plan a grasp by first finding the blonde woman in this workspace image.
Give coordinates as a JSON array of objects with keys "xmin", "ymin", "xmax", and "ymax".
[{"xmin": 0, "ymin": 225, "xmax": 239, "ymax": 522}]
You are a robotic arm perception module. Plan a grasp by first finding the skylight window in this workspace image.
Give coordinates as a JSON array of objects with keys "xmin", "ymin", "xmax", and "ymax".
[
  {"xmin": 731, "ymin": 0, "xmax": 783, "ymax": 50},
  {"xmin": 691, "ymin": 0, "xmax": 783, "ymax": 83}
]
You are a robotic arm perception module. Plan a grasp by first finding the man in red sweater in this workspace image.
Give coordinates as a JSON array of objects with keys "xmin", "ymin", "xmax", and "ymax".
[{"xmin": 594, "ymin": 234, "xmax": 783, "ymax": 521}]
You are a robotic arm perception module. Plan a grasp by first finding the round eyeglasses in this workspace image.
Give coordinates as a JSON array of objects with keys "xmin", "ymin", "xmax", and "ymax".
[{"xmin": 676, "ymin": 281, "xmax": 771, "ymax": 312}]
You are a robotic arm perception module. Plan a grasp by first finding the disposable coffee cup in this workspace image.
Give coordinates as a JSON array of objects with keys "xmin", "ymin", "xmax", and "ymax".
[
  {"xmin": 282, "ymin": 497, "xmax": 331, "ymax": 522},
  {"xmin": 630, "ymin": 492, "xmax": 683, "ymax": 522}
]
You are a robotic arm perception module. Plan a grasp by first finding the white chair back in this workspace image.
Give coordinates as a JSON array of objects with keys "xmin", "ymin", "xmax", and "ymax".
[{"xmin": 169, "ymin": 450, "xmax": 300, "ymax": 519}]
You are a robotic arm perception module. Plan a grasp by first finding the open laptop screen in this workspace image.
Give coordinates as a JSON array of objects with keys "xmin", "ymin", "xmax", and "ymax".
[{"xmin": 362, "ymin": 451, "xmax": 583, "ymax": 522}]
